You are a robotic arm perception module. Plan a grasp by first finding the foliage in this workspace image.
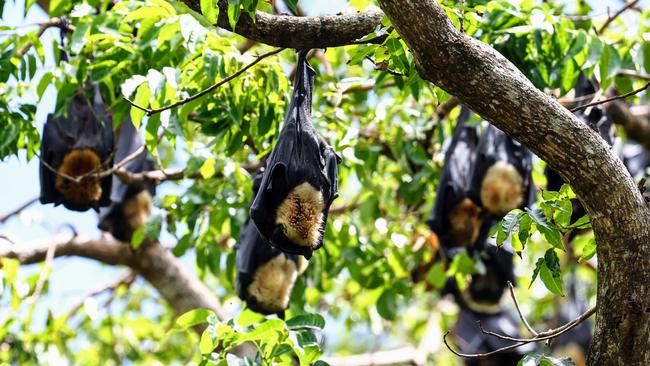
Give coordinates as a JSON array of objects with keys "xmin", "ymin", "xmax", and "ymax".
[{"xmin": 0, "ymin": 0, "xmax": 646, "ymax": 364}]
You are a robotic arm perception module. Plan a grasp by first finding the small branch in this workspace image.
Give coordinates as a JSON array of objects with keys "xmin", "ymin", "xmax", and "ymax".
[
  {"xmin": 15, "ymin": 17, "xmax": 67, "ymax": 58},
  {"xmin": 124, "ymin": 48, "xmax": 285, "ymax": 116},
  {"xmin": 443, "ymin": 305, "xmax": 597, "ymax": 359},
  {"xmin": 569, "ymin": 82, "xmax": 650, "ymax": 113},
  {"xmin": 598, "ymin": 0, "xmax": 640, "ymax": 34},
  {"xmin": 603, "ymin": 88, "xmax": 650, "ymax": 150},
  {"xmin": 507, "ymin": 282, "xmax": 538, "ymax": 336},
  {"xmin": 0, "ymin": 197, "xmax": 38, "ymax": 224},
  {"xmin": 618, "ymin": 69, "xmax": 650, "ymax": 82},
  {"xmin": 24, "ymin": 239, "xmax": 57, "ymax": 305},
  {"xmin": 66, "ymin": 271, "xmax": 137, "ymax": 319},
  {"xmin": 98, "ymin": 145, "xmax": 146, "ymax": 178},
  {"xmin": 114, "ymin": 160, "xmax": 262, "ymax": 185},
  {"xmin": 365, "ymin": 56, "xmax": 408, "ymax": 77},
  {"xmin": 323, "ymin": 346, "xmax": 423, "ymax": 366}
]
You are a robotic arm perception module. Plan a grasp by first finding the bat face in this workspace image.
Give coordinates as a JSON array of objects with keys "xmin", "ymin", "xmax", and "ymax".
[
  {"xmin": 122, "ymin": 190, "xmax": 153, "ymax": 230},
  {"xmin": 480, "ymin": 161, "xmax": 524, "ymax": 216},
  {"xmin": 469, "ymin": 124, "xmax": 533, "ymax": 218},
  {"xmin": 275, "ymin": 182, "xmax": 324, "ymax": 247},
  {"xmin": 39, "ymin": 92, "xmax": 114, "ymax": 212},
  {"xmin": 246, "ymin": 252, "xmax": 299, "ymax": 313},
  {"xmin": 448, "ymin": 198, "xmax": 482, "ymax": 248},
  {"xmin": 250, "ymin": 50, "xmax": 340, "ymax": 259},
  {"xmin": 55, "ymin": 149, "xmax": 103, "ymax": 206}
]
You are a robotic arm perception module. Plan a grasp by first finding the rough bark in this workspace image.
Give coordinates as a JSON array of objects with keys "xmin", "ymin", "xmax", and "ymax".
[
  {"xmin": 377, "ymin": 1, "xmax": 650, "ymax": 365},
  {"xmin": 0, "ymin": 235, "xmax": 225, "ymax": 321},
  {"xmin": 180, "ymin": 0, "xmax": 383, "ymax": 48}
]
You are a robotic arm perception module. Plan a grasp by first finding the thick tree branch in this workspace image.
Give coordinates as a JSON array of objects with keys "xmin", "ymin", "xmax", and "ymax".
[
  {"xmin": 377, "ymin": 1, "xmax": 650, "ymax": 364},
  {"xmin": 0, "ymin": 235, "xmax": 226, "ymax": 320},
  {"xmin": 180, "ymin": 0, "xmax": 383, "ymax": 48}
]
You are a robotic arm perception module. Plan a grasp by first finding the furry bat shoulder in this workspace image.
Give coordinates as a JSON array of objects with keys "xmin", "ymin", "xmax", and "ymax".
[
  {"xmin": 39, "ymin": 90, "xmax": 114, "ymax": 212},
  {"xmin": 250, "ymin": 49, "xmax": 341, "ymax": 259}
]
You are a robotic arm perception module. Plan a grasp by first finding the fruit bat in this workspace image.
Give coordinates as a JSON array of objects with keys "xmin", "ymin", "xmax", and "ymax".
[
  {"xmin": 468, "ymin": 124, "xmax": 534, "ymax": 217},
  {"xmin": 250, "ymin": 50, "xmax": 340, "ymax": 259},
  {"xmin": 237, "ymin": 168, "xmax": 308, "ymax": 316},
  {"xmin": 98, "ymin": 119, "xmax": 155, "ymax": 242},
  {"xmin": 427, "ymin": 107, "xmax": 484, "ymax": 253},
  {"xmin": 39, "ymin": 90, "xmax": 114, "ymax": 212}
]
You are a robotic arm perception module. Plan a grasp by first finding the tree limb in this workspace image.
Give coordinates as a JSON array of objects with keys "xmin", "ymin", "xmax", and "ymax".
[
  {"xmin": 0, "ymin": 197, "xmax": 38, "ymax": 224},
  {"xmin": 377, "ymin": 1, "xmax": 650, "ymax": 364},
  {"xmin": 323, "ymin": 346, "xmax": 424, "ymax": 366},
  {"xmin": 179, "ymin": 0, "xmax": 383, "ymax": 48},
  {"xmin": 603, "ymin": 89, "xmax": 650, "ymax": 150}
]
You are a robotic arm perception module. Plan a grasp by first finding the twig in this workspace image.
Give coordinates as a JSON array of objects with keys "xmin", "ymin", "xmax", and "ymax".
[
  {"xmin": 66, "ymin": 271, "xmax": 137, "ymax": 319},
  {"xmin": 364, "ymin": 56, "xmax": 408, "ymax": 77},
  {"xmin": 124, "ymin": 48, "xmax": 285, "ymax": 116},
  {"xmin": 618, "ymin": 69, "xmax": 650, "ymax": 82},
  {"xmin": 443, "ymin": 305, "xmax": 597, "ymax": 359},
  {"xmin": 598, "ymin": 0, "xmax": 640, "ymax": 34},
  {"xmin": 569, "ymin": 82, "xmax": 650, "ymax": 113},
  {"xmin": 15, "ymin": 17, "xmax": 72, "ymax": 58},
  {"xmin": 24, "ymin": 237, "xmax": 59, "ymax": 305},
  {"xmin": 0, "ymin": 197, "xmax": 38, "ymax": 224},
  {"xmin": 507, "ymin": 282, "xmax": 538, "ymax": 336}
]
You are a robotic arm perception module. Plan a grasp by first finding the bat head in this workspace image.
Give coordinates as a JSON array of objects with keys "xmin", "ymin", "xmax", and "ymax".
[
  {"xmin": 245, "ymin": 253, "xmax": 299, "ymax": 314},
  {"xmin": 55, "ymin": 149, "xmax": 103, "ymax": 206},
  {"xmin": 447, "ymin": 198, "xmax": 483, "ymax": 248},
  {"xmin": 480, "ymin": 161, "xmax": 524, "ymax": 215},
  {"xmin": 275, "ymin": 182, "xmax": 324, "ymax": 248},
  {"xmin": 122, "ymin": 190, "xmax": 152, "ymax": 231}
]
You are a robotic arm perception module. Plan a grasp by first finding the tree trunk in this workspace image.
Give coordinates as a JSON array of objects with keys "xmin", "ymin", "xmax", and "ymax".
[{"xmin": 377, "ymin": 0, "xmax": 650, "ymax": 364}]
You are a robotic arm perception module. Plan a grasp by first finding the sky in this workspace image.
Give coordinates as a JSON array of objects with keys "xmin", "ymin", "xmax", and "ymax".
[{"xmin": 0, "ymin": 0, "xmax": 646, "ymax": 346}]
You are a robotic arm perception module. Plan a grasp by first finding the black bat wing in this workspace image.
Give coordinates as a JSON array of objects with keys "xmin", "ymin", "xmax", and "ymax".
[{"xmin": 39, "ymin": 113, "xmax": 71, "ymax": 206}]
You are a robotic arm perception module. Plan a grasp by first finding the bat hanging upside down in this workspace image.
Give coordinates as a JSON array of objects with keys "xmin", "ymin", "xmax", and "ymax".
[{"xmin": 39, "ymin": 90, "xmax": 114, "ymax": 212}]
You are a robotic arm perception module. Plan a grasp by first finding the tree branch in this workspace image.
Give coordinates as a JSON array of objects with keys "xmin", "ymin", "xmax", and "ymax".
[
  {"xmin": 179, "ymin": 0, "xmax": 383, "ymax": 48},
  {"xmin": 124, "ymin": 48, "xmax": 285, "ymax": 116},
  {"xmin": 603, "ymin": 88, "xmax": 650, "ymax": 150},
  {"xmin": 323, "ymin": 346, "xmax": 424, "ymax": 366},
  {"xmin": 598, "ymin": 0, "xmax": 640, "ymax": 34},
  {"xmin": 569, "ymin": 82, "xmax": 650, "ymax": 113},
  {"xmin": 0, "ymin": 197, "xmax": 38, "ymax": 224}
]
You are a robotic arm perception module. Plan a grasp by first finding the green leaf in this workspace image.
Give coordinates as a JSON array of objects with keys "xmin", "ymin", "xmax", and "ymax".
[
  {"xmin": 130, "ymin": 227, "xmax": 145, "ymax": 249},
  {"xmin": 426, "ymin": 261, "xmax": 447, "ymax": 289},
  {"xmin": 540, "ymin": 249, "xmax": 564, "ymax": 296},
  {"xmin": 238, "ymin": 319, "xmax": 286, "ymax": 342},
  {"xmin": 497, "ymin": 210, "xmax": 522, "ymax": 246},
  {"xmin": 643, "ymin": 42, "xmax": 650, "ymax": 75},
  {"xmin": 200, "ymin": 0, "xmax": 218, "ymax": 23},
  {"xmin": 580, "ymin": 237, "xmax": 596, "ymax": 261},
  {"xmin": 227, "ymin": 0, "xmax": 242, "ymax": 30},
  {"xmin": 174, "ymin": 309, "xmax": 215, "ymax": 331},
  {"xmin": 130, "ymin": 83, "xmax": 150, "ymax": 129},
  {"xmin": 286, "ymin": 314, "xmax": 325, "ymax": 330},
  {"xmin": 200, "ymin": 157, "xmax": 217, "ymax": 179},
  {"xmin": 376, "ymin": 288, "xmax": 397, "ymax": 320},
  {"xmin": 199, "ymin": 328, "xmax": 216, "ymax": 354}
]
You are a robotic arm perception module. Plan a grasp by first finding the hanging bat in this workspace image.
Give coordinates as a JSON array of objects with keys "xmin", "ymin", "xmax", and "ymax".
[
  {"xmin": 39, "ymin": 90, "xmax": 114, "ymax": 212},
  {"xmin": 98, "ymin": 118, "xmax": 155, "ymax": 242},
  {"xmin": 426, "ymin": 107, "xmax": 484, "ymax": 253},
  {"xmin": 250, "ymin": 50, "xmax": 340, "ymax": 259},
  {"xmin": 237, "ymin": 168, "xmax": 308, "ymax": 316},
  {"xmin": 468, "ymin": 124, "xmax": 534, "ymax": 217},
  {"xmin": 449, "ymin": 243, "xmax": 535, "ymax": 366}
]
